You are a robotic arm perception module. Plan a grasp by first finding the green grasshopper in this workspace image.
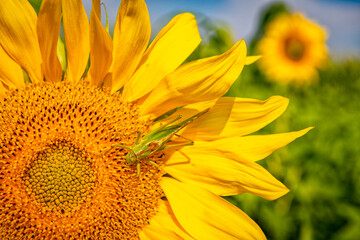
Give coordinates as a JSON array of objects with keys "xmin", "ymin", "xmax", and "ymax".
[{"xmin": 109, "ymin": 109, "xmax": 209, "ymax": 175}]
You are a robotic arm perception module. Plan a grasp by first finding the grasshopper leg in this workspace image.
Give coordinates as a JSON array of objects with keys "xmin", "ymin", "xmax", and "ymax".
[{"xmin": 136, "ymin": 160, "xmax": 141, "ymax": 176}]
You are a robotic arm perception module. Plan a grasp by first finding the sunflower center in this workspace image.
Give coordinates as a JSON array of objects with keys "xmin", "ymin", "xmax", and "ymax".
[
  {"xmin": 23, "ymin": 141, "xmax": 96, "ymax": 214},
  {"xmin": 0, "ymin": 81, "xmax": 165, "ymax": 239},
  {"xmin": 284, "ymin": 37, "xmax": 305, "ymax": 61}
]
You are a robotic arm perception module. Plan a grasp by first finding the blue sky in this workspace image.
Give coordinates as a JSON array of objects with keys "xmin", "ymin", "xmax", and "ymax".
[{"xmin": 83, "ymin": 0, "xmax": 360, "ymax": 57}]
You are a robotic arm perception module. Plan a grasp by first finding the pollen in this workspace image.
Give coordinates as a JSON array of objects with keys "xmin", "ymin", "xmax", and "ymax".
[{"xmin": 0, "ymin": 81, "xmax": 165, "ymax": 239}]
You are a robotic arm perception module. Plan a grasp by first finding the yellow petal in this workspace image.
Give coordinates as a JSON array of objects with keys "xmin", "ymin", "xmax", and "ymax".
[
  {"xmin": 62, "ymin": 0, "xmax": 90, "ymax": 82},
  {"xmin": 37, "ymin": 0, "xmax": 62, "ymax": 82},
  {"xmin": 89, "ymin": 0, "xmax": 113, "ymax": 86},
  {"xmin": 182, "ymin": 96, "xmax": 289, "ymax": 140},
  {"xmin": 165, "ymin": 143, "xmax": 289, "ymax": 199},
  {"xmin": 169, "ymin": 128, "xmax": 312, "ymax": 164},
  {"xmin": 110, "ymin": 0, "xmax": 151, "ymax": 94},
  {"xmin": 0, "ymin": 45, "xmax": 24, "ymax": 89},
  {"xmin": 103, "ymin": 2, "xmax": 109, "ymax": 32},
  {"xmin": 102, "ymin": 72, "xmax": 113, "ymax": 91},
  {"xmin": 140, "ymin": 40, "xmax": 247, "ymax": 117},
  {"xmin": 139, "ymin": 227, "xmax": 182, "ymax": 240},
  {"xmin": 140, "ymin": 200, "xmax": 195, "ymax": 240},
  {"xmin": 219, "ymin": 127, "xmax": 313, "ymax": 162},
  {"xmin": 245, "ymin": 55, "xmax": 261, "ymax": 65},
  {"xmin": 0, "ymin": 0, "xmax": 42, "ymax": 83},
  {"xmin": 57, "ymin": 37, "xmax": 67, "ymax": 71},
  {"xmin": 92, "ymin": 0, "xmax": 100, "ymax": 17},
  {"xmin": 122, "ymin": 13, "xmax": 201, "ymax": 101},
  {"xmin": 161, "ymin": 178, "xmax": 266, "ymax": 240},
  {"xmin": 138, "ymin": 231, "xmax": 150, "ymax": 240}
]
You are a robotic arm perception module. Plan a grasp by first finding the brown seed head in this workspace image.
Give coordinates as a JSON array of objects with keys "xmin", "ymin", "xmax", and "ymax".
[{"xmin": 0, "ymin": 81, "xmax": 165, "ymax": 239}]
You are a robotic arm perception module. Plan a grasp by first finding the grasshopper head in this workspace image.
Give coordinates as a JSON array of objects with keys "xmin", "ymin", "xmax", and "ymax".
[{"xmin": 125, "ymin": 153, "xmax": 136, "ymax": 165}]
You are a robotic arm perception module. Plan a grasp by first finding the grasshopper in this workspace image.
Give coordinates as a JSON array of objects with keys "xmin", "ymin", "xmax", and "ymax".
[{"xmin": 109, "ymin": 109, "xmax": 209, "ymax": 175}]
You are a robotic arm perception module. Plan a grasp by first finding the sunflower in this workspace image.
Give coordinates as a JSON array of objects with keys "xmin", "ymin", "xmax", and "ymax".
[
  {"xmin": 258, "ymin": 13, "xmax": 328, "ymax": 84},
  {"xmin": 0, "ymin": 0, "xmax": 311, "ymax": 239}
]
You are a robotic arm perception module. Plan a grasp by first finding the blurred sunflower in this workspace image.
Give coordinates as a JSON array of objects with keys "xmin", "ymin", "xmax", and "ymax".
[
  {"xmin": 258, "ymin": 13, "xmax": 328, "ymax": 84},
  {"xmin": 0, "ymin": 0, "xmax": 311, "ymax": 239}
]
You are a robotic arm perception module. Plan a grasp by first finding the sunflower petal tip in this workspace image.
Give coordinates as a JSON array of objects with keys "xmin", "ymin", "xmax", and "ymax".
[
  {"xmin": 268, "ymin": 185, "xmax": 290, "ymax": 201},
  {"xmin": 235, "ymin": 39, "xmax": 246, "ymax": 47},
  {"xmin": 245, "ymin": 55, "xmax": 262, "ymax": 65},
  {"xmin": 181, "ymin": 12, "xmax": 196, "ymax": 19},
  {"xmin": 272, "ymin": 95, "xmax": 290, "ymax": 106},
  {"xmin": 281, "ymin": 187, "xmax": 290, "ymax": 197},
  {"xmin": 299, "ymin": 126, "xmax": 314, "ymax": 136}
]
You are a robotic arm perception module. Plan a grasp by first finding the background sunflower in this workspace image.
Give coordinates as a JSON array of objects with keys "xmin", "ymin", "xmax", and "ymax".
[{"xmin": 257, "ymin": 13, "xmax": 328, "ymax": 84}]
